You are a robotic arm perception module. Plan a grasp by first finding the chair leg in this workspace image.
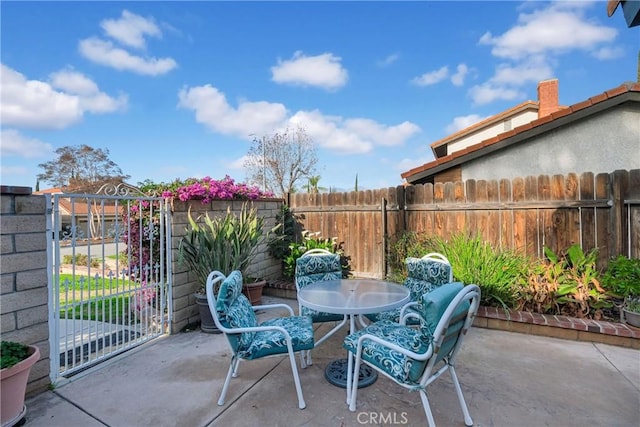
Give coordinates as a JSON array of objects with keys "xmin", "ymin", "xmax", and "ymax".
[
  {"xmin": 231, "ymin": 358, "xmax": 241, "ymax": 377},
  {"xmin": 348, "ymin": 355, "xmax": 360, "ymax": 410},
  {"xmin": 287, "ymin": 348, "xmax": 306, "ymax": 409},
  {"xmin": 449, "ymin": 365, "xmax": 473, "ymax": 426},
  {"xmin": 218, "ymin": 357, "xmax": 238, "ymax": 406},
  {"xmin": 299, "ymin": 351, "xmax": 307, "ymax": 369},
  {"xmin": 418, "ymin": 390, "xmax": 437, "ymax": 427}
]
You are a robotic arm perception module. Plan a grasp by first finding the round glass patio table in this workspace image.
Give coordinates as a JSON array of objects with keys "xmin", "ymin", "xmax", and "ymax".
[{"xmin": 297, "ymin": 279, "xmax": 410, "ymax": 400}]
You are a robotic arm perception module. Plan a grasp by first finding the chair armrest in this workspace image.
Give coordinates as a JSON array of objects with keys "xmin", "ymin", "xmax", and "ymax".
[
  {"xmin": 251, "ymin": 303, "xmax": 295, "ymax": 316},
  {"xmin": 354, "ymin": 333, "xmax": 433, "ymax": 362},
  {"xmin": 399, "ymin": 301, "xmax": 419, "ymax": 322},
  {"xmin": 400, "ymin": 311, "xmax": 422, "ymax": 326},
  {"xmin": 222, "ymin": 323, "xmax": 293, "ymax": 341}
]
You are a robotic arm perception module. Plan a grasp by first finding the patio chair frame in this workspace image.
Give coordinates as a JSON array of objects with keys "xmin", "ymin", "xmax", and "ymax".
[
  {"xmin": 347, "ymin": 284, "xmax": 480, "ymax": 427},
  {"xmin": 206, "ymin": 270, "xmax": 313, "ymax": 409}
]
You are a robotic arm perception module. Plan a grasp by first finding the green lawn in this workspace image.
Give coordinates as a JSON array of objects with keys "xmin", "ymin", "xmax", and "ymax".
[{"xmin": 58, "ymin": 273, "xmax": 137, "ymax": 323}]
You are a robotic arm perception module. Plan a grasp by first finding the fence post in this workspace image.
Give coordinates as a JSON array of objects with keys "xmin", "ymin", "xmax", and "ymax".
[
  {"xmin": 610, "ymin": 170, "xmax": 628, "ymax": 257},
  {"xmin": 381, "ymin": 197, "xmax": 387, "ymax": 279}
]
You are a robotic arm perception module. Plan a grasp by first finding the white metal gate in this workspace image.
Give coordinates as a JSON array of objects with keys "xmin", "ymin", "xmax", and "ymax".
[{"xmin": 47, "ymin": 184, "xmax": 172, "ymax": 382}]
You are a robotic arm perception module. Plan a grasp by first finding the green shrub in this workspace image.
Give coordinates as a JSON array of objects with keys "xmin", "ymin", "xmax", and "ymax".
[
  {"xmin": 1, "ymin": 341, "xmax": 30, "ymax": 369},
  {"xmin": 600, "ymin": 255, "xmax": 640, "ymax": 298},
  {"xmin": 387, "ymin": 231, "xmax": 438, "ymax": 280},
  {"xmin": 62, "ymin": 254, "xmax": 100, "ymax": 268},
  {"xmin": 432, "ymin": 232, "xmax": 531, "ymax": 309}
]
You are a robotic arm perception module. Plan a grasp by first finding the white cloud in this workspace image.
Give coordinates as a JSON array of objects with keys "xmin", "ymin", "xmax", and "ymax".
[
  {"xmin": 1, "ymin": 65, "xmax": 80, "ymax": 129},
  {"xmin": 0, "ymin": 64, "xmax": 126, "ymax": 130},
  {"xmin": 411, "ymin": 66, "xmax": 449, "ymax": 86},
  {"xmin": 178, "ymin": 84, "xmax": 421, "ymax": 155},
  {"xmin": 468, "ymin": 83, "xmax": 524, "ymax": 106},
  {"xmin": 50, "ymin": 69, "xmax": 128, "ymax": 113},
  {"xmin": 592, "ymin": 46, "xmax": 625, "ymax": 60},
  {"xmin": 479, "ymin": 3, "xmax": 617, "ymax": 60},
  {"xmin": 228, "ymin": 155, "xmax": 248, "ymax": 170},
  {"xmin": 377, "ymin": 53, "xmax": 400, "ymax": 67},
  {"xmin": 79, "ymin": 38, "xmax": 177, "ymax": 76},
  {"xmin": 471, "ymin": 2, "xmax": 620, "ymax": 106},
  {"xmin": 450, "ymin": 64, "xmax": 469, "ymax": 87},
  {"xmin": 177, "ymin": 84, "xmax": 288, "ymax": 137},
  {"xmin": 490, "ymin": 58, "xmax": 554, "ymax": 86},
  {"xmin": 271, "ymin": 51, "xmax": 348, "ymax": 90},
  {"xmin": 0, "ymin": 129, "xmax": 53, "ymax": 158},
  {"xmin": 396, "ymin": 156, "xmax": 433, "ymax": 172},
  {"xmin": 445, "ymin": 114, "xmax": 489, "ymax": 134},
  {"xmin": 100, "ymin": 10, "xmax": 161, "ymax": 49}
]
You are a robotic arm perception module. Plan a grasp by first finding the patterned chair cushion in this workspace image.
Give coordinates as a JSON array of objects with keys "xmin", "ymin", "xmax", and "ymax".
[
  {"xmin": 242, "ymin": 316, "xmax": 315, "ymax": 359},
  {"xmin": 343, "ymin": 320, "xmax": 431, "ymax": 385},
  {"xmin": 215, "ymin": 271, "xmax": 258, "ymax": 352},
  {"xmin": 300, "ymin": 305, "xmax": 345, "ymax": 322},
  {"xmin": 365, "ymin": 257, "xmax": 452, "ymax": 324},
  {"xmin": 405, "ymin": 257, "xmax": 452, "ymax": 300},
  {"xmin": 364, "ymin": 307, "xmax": 420, "ymax": 326},
  {"xmin": 295, "ymin": 254, "xmax": 344, "ymax": 322},
  {"xmin": 295, "ymin": 254, "xmax": 342, "ymax": 285}
]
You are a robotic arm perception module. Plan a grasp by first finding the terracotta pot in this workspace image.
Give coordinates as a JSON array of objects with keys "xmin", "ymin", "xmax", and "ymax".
[
  {"xmin": 1, "ymin": 345, "xmax": 40, "ymax": 427},
  {"xmin": 243, "ymin": 280, "xmax": 267, "ymax": 305}
]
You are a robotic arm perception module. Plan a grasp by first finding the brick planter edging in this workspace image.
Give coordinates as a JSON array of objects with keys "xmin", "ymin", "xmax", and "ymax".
[
  {"xmin": 475, "ymin": 307, "xmax": 640, "ymax": 349},
  {"xmin": 264, "ymin": 281, "xmax": 640, "ymax": 349}
]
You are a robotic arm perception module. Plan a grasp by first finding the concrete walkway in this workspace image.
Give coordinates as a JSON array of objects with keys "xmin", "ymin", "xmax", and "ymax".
[{"xmin": 24, "ymin": 297, "xmax": 640, "ymax": 427}]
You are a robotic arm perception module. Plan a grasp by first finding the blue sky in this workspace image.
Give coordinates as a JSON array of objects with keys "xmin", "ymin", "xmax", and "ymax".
[{"xmin": 1, "ymin": 1, "xmax": 637, "ymax": 192}]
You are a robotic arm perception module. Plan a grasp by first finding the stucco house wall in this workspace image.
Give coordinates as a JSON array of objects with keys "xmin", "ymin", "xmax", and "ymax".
[{"xmin": 461, "ymin": 103, "xmax": 640, "ymax": 181}]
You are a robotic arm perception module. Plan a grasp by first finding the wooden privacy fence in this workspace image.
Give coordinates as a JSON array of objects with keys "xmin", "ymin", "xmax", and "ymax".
[{"xmin": 288, "ymin": 169, "xmax": 640, "ymax": 279}]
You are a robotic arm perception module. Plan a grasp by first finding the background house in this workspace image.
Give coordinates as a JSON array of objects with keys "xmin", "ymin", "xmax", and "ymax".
[{"xmin": 402, "ymin": 80, "xmax": 640, "ymax": 185}]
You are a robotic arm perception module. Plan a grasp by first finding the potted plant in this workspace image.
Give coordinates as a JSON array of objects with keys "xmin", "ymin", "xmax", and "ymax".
[
  {"xmin": 601, "ymin": 255, "xmax": 640, "ymax": 327},
  {"xmin": 178, "ymin": 202, "xmax": 270, "ymax": 332},
  {"xmin": 622, "ymin": 297, "xmax": 640, "ymax": 328},
  {"xmin": 1, "ymin": 341, "xmax": 40, "ymax": 427}
]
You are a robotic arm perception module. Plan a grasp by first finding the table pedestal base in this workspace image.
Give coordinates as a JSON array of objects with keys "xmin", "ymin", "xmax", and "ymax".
[{"xmin": 324, "ymin": 358, "xmax": 377, "ymax": 388}]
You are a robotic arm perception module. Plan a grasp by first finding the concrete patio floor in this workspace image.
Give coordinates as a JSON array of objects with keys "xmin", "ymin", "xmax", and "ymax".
[{"xmin": 23, "ymin": 296, "xmax": 640, "ymax": 427}]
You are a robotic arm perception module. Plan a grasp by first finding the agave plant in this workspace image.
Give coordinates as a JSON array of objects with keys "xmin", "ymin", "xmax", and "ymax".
[{"xmin": 178, "ymin": 202, "xmax": 265, "ymax": 293}]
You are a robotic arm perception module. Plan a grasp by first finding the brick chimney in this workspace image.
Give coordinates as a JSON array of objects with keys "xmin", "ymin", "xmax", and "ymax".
[{"xmin": 537, "ymin": 79, "xmax": 560, "ymax": 117}]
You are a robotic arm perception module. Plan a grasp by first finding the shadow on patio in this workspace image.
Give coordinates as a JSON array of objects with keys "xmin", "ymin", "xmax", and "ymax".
[{"xmin": 25, "ymin": 296, "xmax": 640, "ymax": 427}]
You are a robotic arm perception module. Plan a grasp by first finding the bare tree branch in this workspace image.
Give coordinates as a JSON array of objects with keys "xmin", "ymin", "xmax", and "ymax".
[{"xmin": 244, "ymin": 126, "xmax": 318, "ymax": 197}]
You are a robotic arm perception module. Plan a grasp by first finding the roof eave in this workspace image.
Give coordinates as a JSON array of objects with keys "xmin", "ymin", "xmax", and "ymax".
[{"xmin": 404, "ymin": 90, "xmax": 640, "ymax": 184}]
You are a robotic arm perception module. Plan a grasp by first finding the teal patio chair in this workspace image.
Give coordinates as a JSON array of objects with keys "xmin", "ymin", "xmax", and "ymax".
[
  {"xmin": 206, "ymin": 270, "xmax": 314, "ymax": 409},
  {"xmin": 365, "ymin": 252, "xmax": 454, "ymax": 325},
  {"xmin": 295, "ymin": 249, "xmax": 348, "ymax": 364},
  {"xmin": 344, "ymin": 282, "xmax": 480, "ymax": 427}
]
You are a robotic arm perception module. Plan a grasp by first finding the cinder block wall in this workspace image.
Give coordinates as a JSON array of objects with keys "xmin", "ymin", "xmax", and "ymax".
[
  {"xmin": 170, "ymin": 199, "xmax": 283, "ymax": 333},
  {"xmin": 0, "ymin": 186, "xmax": 51, "ymax": 396}
]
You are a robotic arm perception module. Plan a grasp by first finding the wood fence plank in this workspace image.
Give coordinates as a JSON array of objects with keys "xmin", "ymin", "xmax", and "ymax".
[
  {"xmin": 287, "ymin": 169, "xmax": 637, "ymax": 279},
  {"xmin": 500, "ymin": 178, "xmax": 513, "ymax": 251},
  {"xmin": 579, "ymin": 172, "xmax": 597, "ymax": 253}
]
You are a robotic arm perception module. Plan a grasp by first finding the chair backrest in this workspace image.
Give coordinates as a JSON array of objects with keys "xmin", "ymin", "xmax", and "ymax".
[
  {"xmin": 404, "ymin": 253, "xmax": 453, "ymax": 301},
  {"xmin": 206, "ymin": 270, "xmax": 257, "ymax": 353},
  {"xmin": 418, "ymin": 283, "xmax": 480, "ymax": 377},
  {"xmin": 294, "ymin": 250, "xmax": 342, "ymax": 291}
]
